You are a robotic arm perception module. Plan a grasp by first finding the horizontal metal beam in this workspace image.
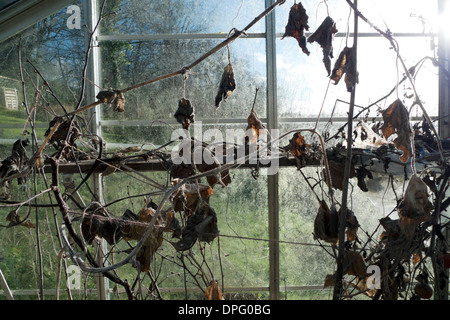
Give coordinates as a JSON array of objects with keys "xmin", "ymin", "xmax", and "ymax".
[
  {"xmin": 97, "ymin": 32, "xmax": 437, "ymax": 42},
  {"xmin": 100, "ymin": 116, "xmax": 433, "ymax": 127}
]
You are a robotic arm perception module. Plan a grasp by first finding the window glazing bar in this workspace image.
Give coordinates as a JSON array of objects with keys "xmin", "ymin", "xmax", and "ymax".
[
  {"xmin": 97, "ymin": 32, "xmax": 266, "ymax": 41},
  {"xmin": 266, "ymin": 0, "xmax": 280, "ymax": 301}
]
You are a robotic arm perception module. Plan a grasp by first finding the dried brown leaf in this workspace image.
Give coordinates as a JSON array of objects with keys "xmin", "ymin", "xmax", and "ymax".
[
  {"xmin": 174, "ymin": 98, "xmax": 195, "ymax": 129},
  {"xmin": 307, "ymin": 16, "xmax": 338, "ymax": 75},
  {"xmin": 330, "ymin": 46, "xmax": 358, "ymax": 92},
  {"xmin": 282, "ymin": 2, "xmax": 310, "ymax": 55},
  {"xmin": 313, "ymin": 200, "xmax": 339, "ymax": 244},
  {"xmin": 205, "ymin": 280, "xmax": 225, "ymax": 300},
  {"xmin": 246, "ymin": 107, "xmax": 266, "ymax": 145},
  {"xmin": 215, "ymin": 64, "xmax": 236, "ymax": 108},
  {"xmin": 381, "ymin": 100, "xmax": 412, "ymax": 162},
  {"xmin": 6, "ymin": 210, "xmax": 35, "ymax": 228},
  {"xmin": 343, "ymin": 250, "xmax": 366, "ymax": 278}
]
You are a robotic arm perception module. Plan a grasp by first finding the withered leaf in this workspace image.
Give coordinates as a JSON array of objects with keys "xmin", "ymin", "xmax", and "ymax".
[
  {"xmin": 172, "ymin": 201, "xmax": 219, "ymax": 251},
  {"xmin": 313, "ymin": 200, "xmax": 339, "ymax": 244},
  {"xmin": 381, "ymin": 99, "xmax": 412, "ymax": 162},
  {"xmin": 379, "ymin": 216, "xmax": 401, "ymax": 242},
  {"xmin": 400, "ymin": 175, "xmax": 432, "ymax": 218},
  {"xmin": 346, "ymin": 209, "xmax": 359, "ymax": 242},
  {"xmin": 343, "ymin": 250, "xmax": 366, "ymax": 278},
  {"xmin": 0, "ymin": 139, "xmax": 30, "ymax": 187},
  {"xmin": 174, "ymin": 98, "xmax": 195, "ymax": 129},
  {"xmin": 326, "ymin": 160, "xmax": 356, "ymax": 191},
  {"xmin": 330, "ymin": 46, "xmax": 358, "ymax": 92},
  {"xmin": 307, "ymin": 16, "xmax": 338, "ymax": 75},
  {"xmin": 282, "ymin": 2, "xmax": 310, "ymax": 55},
  {"xmin": 398, "ymin": 175, "xmax": 432, "ymax": 240},
  {"xmin": 205, "ymin": 280, "xmax": 225, "ymax": 300},
  {"xmin": 355, "ymin": 166, "xmax": 373, "ymax": 192},
  {"xmin": 96, "ymin": 89, "xmax": 125, "ymax": 112},
  {"xmin": 171, "ymin": 179, "xmax": 214, "ymax": 215},
  {"xmin": 285, "ymin": 132, "xmax": 310, "ymax": 158},
  {"xmin": 215, "ymin": 64, "xmax": 236, "ymax": 108},
  {"xmin": 6, "ymin": 210, "xmax": 35, "ymax": 228},
  {"xmin": 246, "ymin": 107, "xmax": 266, "ymax": 145},
  {"xmin": 45, "ymin": 118, "xmax": 81, "ymax": 149},
  {"xmin": 196, "ymin": 160, "xmax": 232, "ymax": 188},
  {"xmin": 113, "ymin": 91, "xmax": 125, "ymax": 112}
]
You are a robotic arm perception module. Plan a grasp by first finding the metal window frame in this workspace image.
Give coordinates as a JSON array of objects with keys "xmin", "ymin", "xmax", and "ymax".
[
  {"xmin": 0, "ymin": 0, "xmax": 76, "ymax": 42},
  {"xmin": 89, "ymin": 0, "xmax": 446, "ymax": 301}
]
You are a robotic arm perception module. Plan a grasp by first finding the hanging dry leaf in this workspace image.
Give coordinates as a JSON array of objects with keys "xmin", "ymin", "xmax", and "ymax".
[
  {"xmin": 313, "ymin": 200, "xmax": 339, "ymax": 244},
  {"xmin": 174, "ymin": 98, "xmax": 195, "ymax": 129},
  {"xmin": 412, "ymin": 252, "xmax": 422, "ymax": 265},
  {"xmin": 326, "ymin": 160, "xmax": 356, "ymax": 190},
  {"xmin": 400, "ymin": 175, "xmax": 433, "ymax": 218},
  {"xmin": 205, "ymin": 280, "xmax": 225, "ymax": 300},
  {"xmin": 6, "ymin": 210, "xmax": 35, "ymax": 228},
  {"xmin": 381, "ymin": 100, "xmax": 412, "ymax": 162},
  {"xmin": 379, "ymin": 216, "xmax": 401, "ymax": 242},
  {"xmin": 343, "ymin": 250, "xmax": 366, "ymax": 278},
  {"xmin": 215, "ymin": 64, "xmax": 236, "ymax": 108},
  {"xmin": 330, "ymin": 46, "xmax": 358, "ymax": 92},
  {"xmin": 113, "ymin": 90, "xmax": 125, "ymax": 112},
  {"xmin": 282, "ymin": 2, "xmax": 310, "ymax": 55},
  {"xmin": 355, "ymin": 166, "xmax": 373, "ymax": 192},
  {"xmin": 171, "ymin": 201, "xmax": 219, "ymax": 251},
  {"xmin": 171, "ymin": 179, "xmax": 214, "ymax": 215},
  {"xmin": 0, "ymin": 139, "xmax": 30, "ymax": 188},
  {"xmin": 285, "ymin": 132, "xmax": 310, "ymax": 158},
  {"xmin": 346, "ymin": 210, "xmax": 359, "ymax": 242},
  {"xmin": 398, "ymin": 175, "xmax": 433, "ymax": 240},
  {"xmin": 246, "ymin": 107, "xmax": 266, "ymax": 145},
  {"xmin": 324, "ymin": 274, "xmax": 336, "ymax": 287},
  {"xmin": 45, "ymin": 118, "xmax": 82, "ymax": 155},
  {"xmin": 307, "ymin": 16, "xmax": 338, "ymax": 75},
  {"xmin": 96, "ymin": 89, "xmax": 125, "ymax": 112}
]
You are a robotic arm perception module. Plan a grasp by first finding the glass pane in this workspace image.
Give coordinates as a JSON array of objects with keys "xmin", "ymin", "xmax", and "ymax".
[
  {"xmin": 100, "ymin": 161, "xmax": 269, "ymax": 298},
  {"xmin": 276, "ymin": 0, "xmax": 438, "ymax": 35},
  {"xmin": 100, "ymin": 0, "xmax": 266, "ymax": 35},
  {"xmin": 277, "ymin": 36, "xmax": 439, "ymax": 119},
  {"xmin": 100, "ymin": 38, "xmax": 267, "ymax": 122}
]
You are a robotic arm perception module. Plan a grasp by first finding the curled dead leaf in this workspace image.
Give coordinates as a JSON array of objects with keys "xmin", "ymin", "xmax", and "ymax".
[
  {"xmin": 343, "ymin": 250, "xmax": 366, "ymax": 278},
  {"xmin": 381, "ymin": 100, "xmax": 412, "ymax": 162},
  {"xmin": 174, "ymin": 98, "xmax": 195, "ymax": 129},
  {"xmin": 326, "ymin": 160, "xmax": 356, "ymax": 191},
  {"xmin": 171, "ymin": 201, "xmax": 219, "ymax": 251},
  {"xmin": 282, "ymin": 2, "xmax": 310, "ymax": 55},
  {"xmin": 330, "ymin": 46, "xmax": 358, "ymax": 92},
  {"xmin": 285, "ymin": 132, "xmax": 310, "ymax": 158},
  {"xmin": 307, "ymin": 16, "xmax": 338, "ymax": 75},
  {"xmin": 205, "ymin": 280, "xmax": 225, "ymax": 300},
  {"xmin": 313, "ymin": 200, "xmax": 339, "ymax": 244},
  {"xmin": 246, "ymin": 107, "xmax": 266, "ymax": 145},
  {"xmin": 171, "ymin": 179, "xmax": 214, "ymax": 215},
  {"xmin": 0, "ymin": 139, "xmax": 30, "ymax": 187},
  {"xmin": 6, "ymin": 210, "xmax": 35, "ymax": 228},
  {"xmin": 215, "ymin": 64, "xmax": 236, "ymax": 108},
  {"xmin": 96, "ymin": 89, "xmax": 125, "ymax": 112}
]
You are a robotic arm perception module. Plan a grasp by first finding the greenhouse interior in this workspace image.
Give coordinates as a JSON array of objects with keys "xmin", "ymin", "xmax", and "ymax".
[{"xmin": 0, "ymin": 0, "xmax": 449, "ymax": 303}]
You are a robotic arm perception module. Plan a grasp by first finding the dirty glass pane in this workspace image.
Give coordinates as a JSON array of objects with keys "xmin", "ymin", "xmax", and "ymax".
[
  {"xmin": 100, "ymin": 37, "xmax": 267, "ymax": 122},
  {"xmin": 100, "ymin": 0, "xmax": 266, "ymax": 35},
  {"xmin": 100, "ymin": 166, "xmax": 269, "ymax": 299},
  {"xmin": 276, "ymin": 0, "xmax": 438, "ymax": 34},
  {"xmin": 277, "ymin": 35, "xmax": 439, "ymax": 119}
]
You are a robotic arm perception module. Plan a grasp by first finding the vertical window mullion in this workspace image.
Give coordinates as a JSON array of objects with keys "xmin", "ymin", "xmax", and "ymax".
[{"xmin": 265, "ymin": 0, "xmax": 280, "ymax": 300}]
